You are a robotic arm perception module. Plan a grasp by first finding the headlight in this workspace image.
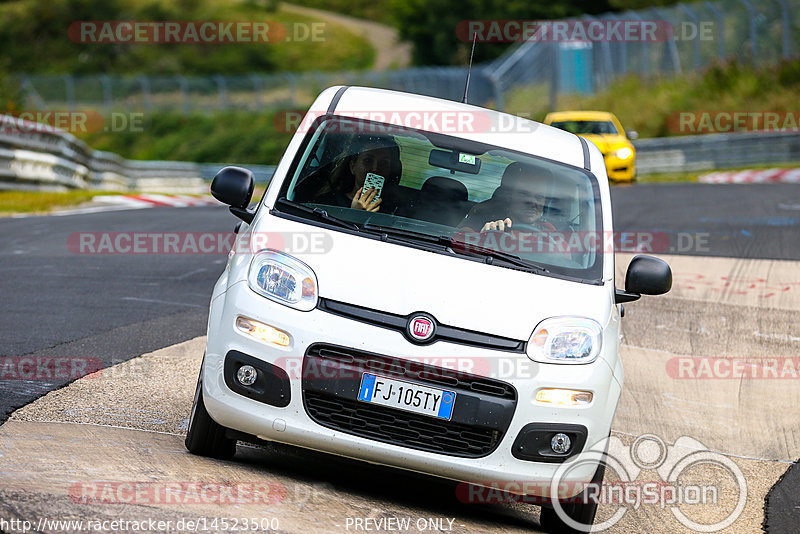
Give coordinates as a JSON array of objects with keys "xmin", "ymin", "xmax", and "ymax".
[
  {"xmin": 615, "ymin": 147, "xmax": 633, "ymax": 160},
  {"xmin": 526, "ymin": 317, "xmax": 602, "ymax": 364},
  {"xmin": 247, "ymin": 249, "xmax": 318, "ymax": 311}
]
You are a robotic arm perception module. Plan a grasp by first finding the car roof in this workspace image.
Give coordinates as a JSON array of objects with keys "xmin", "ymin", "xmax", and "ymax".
[
  {"xmin": 545, "ymin": 111, "xmax": 618, "ymax": 122},
  {"xmin": 309, "ymin": 86, "xmax": 587, "ymax": 171}
]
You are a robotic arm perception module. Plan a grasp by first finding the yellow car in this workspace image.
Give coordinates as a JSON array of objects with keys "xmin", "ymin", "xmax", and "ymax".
[{"xmin": 543, "ymin": 111, "xmax": 637, "ymax": 182}]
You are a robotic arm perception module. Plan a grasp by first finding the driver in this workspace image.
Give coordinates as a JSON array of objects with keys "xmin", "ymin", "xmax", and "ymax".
[{"xmin": 460, "ymin": 162, "xmax": 556, "ymax": 233}]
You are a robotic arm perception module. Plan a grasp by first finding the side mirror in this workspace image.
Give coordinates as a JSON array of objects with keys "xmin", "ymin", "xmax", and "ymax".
[
  {"xmin": 627, "ymin": 130, "xmax": 639, "ymax": 140},
  {"xmin": 615, "ymin": 255, "xmax": 672, "ymax": 303},
  {"xmin": 211, "ymin": 166, "xmax": 255, "ymax": 223}
]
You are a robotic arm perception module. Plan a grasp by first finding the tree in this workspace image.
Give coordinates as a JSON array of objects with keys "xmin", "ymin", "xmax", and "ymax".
[{"xmin": 389, "ymin": 0, "xmax": 614, "ymax": 66}]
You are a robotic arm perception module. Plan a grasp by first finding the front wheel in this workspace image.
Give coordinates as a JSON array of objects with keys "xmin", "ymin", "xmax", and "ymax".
[
  {"xmin": 538, "ymin": 462, "xmax": 605, "ymax": 533},
  {"xmin": 185, "ymin": 371, "xmax": 237, "ymax": 459}
]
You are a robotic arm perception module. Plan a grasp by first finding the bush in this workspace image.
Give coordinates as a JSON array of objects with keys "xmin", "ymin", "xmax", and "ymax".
[
  {"xmin": 79, "ymin": 110, "xmax": 294, "ymax": 164},
  {"xmin": 0, "ymin": 0, "xmax": 373, "ymax": 74}
]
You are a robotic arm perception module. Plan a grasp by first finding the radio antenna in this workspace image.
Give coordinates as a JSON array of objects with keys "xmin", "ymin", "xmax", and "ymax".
[{"xmin": 462, "ymin": 32, "xmax": 478, "ymax": 103}]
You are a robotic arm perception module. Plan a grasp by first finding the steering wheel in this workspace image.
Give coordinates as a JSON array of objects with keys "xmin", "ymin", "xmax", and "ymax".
[{"xmin": 506, "ymin": 222, "xmax": 552, "ymax": 234}]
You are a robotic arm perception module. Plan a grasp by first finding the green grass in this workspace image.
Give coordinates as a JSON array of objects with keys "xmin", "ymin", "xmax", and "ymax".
[
  {"xmin": 69, "ymin": 59, "xmax": 800, "ymax": 182},
  {"xmin": 288, "ymin": 0, "xmax": 394, "ymax": 25},
  {"xmin": 506, "ymin": 59, "xmax": 800, "ymax": 138},
  {"xmin": 79, "ymin": 110, "xmax": 294, "ymax": 164},
  {"xmin": 0, "ymin": 190, "xmax": 127, "ymax": 214},
  {"xmin": 631, "ymin": 172, "xmax": 700, "ymax": 183},
  {"xmin": 0, "ymin": 0, "xmax": 374, "ymax": 75}
]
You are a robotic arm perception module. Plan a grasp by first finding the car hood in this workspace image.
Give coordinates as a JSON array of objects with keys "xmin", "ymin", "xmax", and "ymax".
[
  {"xmin": 256, "ymin": 215, "xmax": 611, "ymax": 341},
  {"xmin": 579, "ymin": 134, "xmax": 631, "ymax": 155}
]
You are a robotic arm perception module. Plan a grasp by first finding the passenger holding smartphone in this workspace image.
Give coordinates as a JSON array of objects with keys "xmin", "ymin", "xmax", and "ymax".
[{"xmin": 315, "ymin": 134, "xmax": 402, "ymax": 212}]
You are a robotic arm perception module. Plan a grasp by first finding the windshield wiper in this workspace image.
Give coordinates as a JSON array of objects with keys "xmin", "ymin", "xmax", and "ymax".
[
  {"xmin": 361, "ymin": 223, "xmax": 452, "ymax": 246},
  {"xmin": 449, "ymin": 239, "xmax": 550, "ymax": 274},
  {"xmin": 274, "ymin": 198, "xmax": 360, "ymax": 231},
  {"xmin": 363, "ymin": 223, "xmax": 550, "ymax": 274}
]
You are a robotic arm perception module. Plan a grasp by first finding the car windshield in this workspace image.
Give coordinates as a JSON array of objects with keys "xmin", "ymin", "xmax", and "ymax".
[
  {"xmin": 551, "ymin": 120, "xmax": 618, "ymax": 135},
  {"xmin": 276, "ymin": 115, "xmax": 603, "ymax": 283}
]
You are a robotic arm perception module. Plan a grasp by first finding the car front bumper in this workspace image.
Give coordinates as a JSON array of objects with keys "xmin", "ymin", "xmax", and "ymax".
[
  {"xmin": 202, "ymin": 281, "xmax": 622, "ymax": 499},
  {"xmin": 604, "ymin": 155, "xmax": 636, "ymax": 181}
]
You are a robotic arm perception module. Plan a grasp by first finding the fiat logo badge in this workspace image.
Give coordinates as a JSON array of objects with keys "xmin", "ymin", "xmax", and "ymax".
[{"xmin": 407, "ymin": 314, "xmax": 435, "ymax": 342}]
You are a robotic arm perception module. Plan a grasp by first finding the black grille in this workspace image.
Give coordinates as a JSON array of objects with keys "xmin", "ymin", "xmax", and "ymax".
[
  {"xmin": 311, "ymin": 345, "xmax": 517, "ymax": 400},
  {"xmin": 301, "ymin": 343, "xmax": 517, "ymax": 458},
  {"xmin": 317, "ymin": 298, "xmax": 526, "ymax": 352},
  {"xmin": 305, "ymin": 391, "xmax": 501, "ymax": 456}
]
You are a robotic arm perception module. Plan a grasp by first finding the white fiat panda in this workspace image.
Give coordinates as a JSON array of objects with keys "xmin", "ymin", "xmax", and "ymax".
[{"xmin": 186, "ymin": 86, "xmax": 671, "ymax": 532}]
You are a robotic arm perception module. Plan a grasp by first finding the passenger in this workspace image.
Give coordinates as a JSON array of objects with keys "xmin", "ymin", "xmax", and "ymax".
[
  {"xmin": 461, "ymin": 162, "xmax": 556, "ymax": 232},
  {"xmin": 315, "ymin": 134, "xmax": 402, "ymax": 213}
]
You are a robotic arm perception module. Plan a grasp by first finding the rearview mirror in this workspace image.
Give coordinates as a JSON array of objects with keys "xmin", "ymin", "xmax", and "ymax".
[
  {"xmin": 211, "ymin": 166, "xmax": 255, "ymax": 223},
  {"xmin": 429, "ymin": 149, "xmax": 482, "ymax": 175},
  {"xmin": 627, "ymin": 130, "xmax": 639, "ymax": 140},
  {"xmin": 615, "ymin": 255, "xmax": 672, "ymax": 303}
]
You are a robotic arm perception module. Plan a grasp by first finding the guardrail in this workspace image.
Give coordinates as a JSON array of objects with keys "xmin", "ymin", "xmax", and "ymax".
[
  {"xmin": 634, "ymin": 131, "xmax": 800, "ymax": 174},
  {"xmin": 2, "ymin": 114, "xmax": 797, "ymax": 191},
  {"xmin": 0, "ymin": 114, "xmax": 207, "ymax": 192}
]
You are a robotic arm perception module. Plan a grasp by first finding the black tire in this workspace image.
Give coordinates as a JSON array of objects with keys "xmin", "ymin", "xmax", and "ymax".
[
  {"xmin": 539, "ymin": 462, "xmax": 606, "ymax": 533},
  {"xmin": 185, "ymin": 372, "xmax": 237, "ymax": 459}
]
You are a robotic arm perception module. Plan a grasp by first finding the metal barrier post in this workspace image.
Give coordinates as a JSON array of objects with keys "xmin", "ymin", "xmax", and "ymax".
[
  {"xmin": 177, "ymin": 75, "xmax": 189, "ymax": 115},
  {"xmin": 679, "ymin": 4, "xmax": 702, "ymax": 69},
  {"xmin": 738, "ymin": 0, "xmax": 759, "ymax": 62},
  {"xmin": 138, "ymin": 75, "xmax": 152, "ymax": 113},
  {"xmin": 213, "ymin": 75, "xmax": 227, "ymax": 110},
  {"xmin": 63, "ymin": 75, "xmax": 75, "ymax": 112},
  {"xmin": 100, "ymin": 75, "xmax": 112, "ymax": 111},
  {"xmin": 774, "ymin": 0, "xmax": 792, "ymax": 58},
  {"xmin": 626, "ymin": 9, "xmax": 651, "ymax": 75},
  {"xmin": 704, "ymin": 1, "xmax": 727, "ymax": 60},
  {"xmin": 653, "ymin": 7, "xmax": 683, "ymax": 75}
]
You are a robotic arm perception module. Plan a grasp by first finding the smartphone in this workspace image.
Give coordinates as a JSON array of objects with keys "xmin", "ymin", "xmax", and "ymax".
[{"xmin": 363, "ymin": 173, "xmax": 385, "ymax": 199}]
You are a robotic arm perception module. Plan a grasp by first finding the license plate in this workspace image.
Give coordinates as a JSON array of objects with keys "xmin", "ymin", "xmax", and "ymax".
[{"xmin": 357, "ymin": 373, "xmax": 456, "ymax": 420}]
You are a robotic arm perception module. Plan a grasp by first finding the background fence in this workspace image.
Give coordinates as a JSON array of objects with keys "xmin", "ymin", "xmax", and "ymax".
[
  {"xmin": 16, "ymin": 0, "xmax": 800, "ymax": 114},
  {"xmin": 6, "ymin": 0, "xmax": 800, "ymax": 191},
  {"xmin": 3, "ymin": 110, "xmax": 798, "ymax": 192}
]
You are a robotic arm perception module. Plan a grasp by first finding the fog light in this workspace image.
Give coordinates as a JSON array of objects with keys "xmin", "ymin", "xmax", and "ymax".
[
  {"xmin": 236, "ymin": 365, "xmax": 258, "ymax": 386},
  {"xmin": 236, "ymin": 316, "xmax": 291, "ymax": 347},
  {"xmin": 551, "ymin": 433, "xmax": 571, "ymax": 454},
  {"xmin": 535, "ymin": 388, "xmax": 593, "ymax": 406}
]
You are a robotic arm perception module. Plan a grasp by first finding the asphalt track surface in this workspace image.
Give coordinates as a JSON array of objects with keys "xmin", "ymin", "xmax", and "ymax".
[{"xmin": 0, "ymin": 182, "xmax": 799, "ymax": 533}]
